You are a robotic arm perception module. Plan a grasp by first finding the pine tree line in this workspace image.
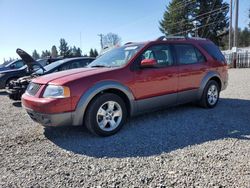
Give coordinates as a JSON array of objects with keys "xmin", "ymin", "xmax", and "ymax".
[{"xmin": 32, "ymin": 38, "xmax": 99, "ymax": 60}]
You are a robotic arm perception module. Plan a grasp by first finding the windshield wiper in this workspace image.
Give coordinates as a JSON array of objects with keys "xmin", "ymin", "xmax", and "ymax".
[{"xmin": 91, "ymin": 65, "xmax": 108, "ymax": 68}]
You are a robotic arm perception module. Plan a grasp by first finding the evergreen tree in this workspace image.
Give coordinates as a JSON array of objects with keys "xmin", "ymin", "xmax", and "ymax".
[
  {"xmin": 51, "ymin": 45, "xmax": 58, "ymax": 58},
  {"xmin": 89, "ymin": 48, "xmax": 95, "ymax": 57},
  {"xmin": 32, "ymin": 50, "xmax": 40, "ymax": 60},
  {"xmin": 93, "ymin": 49, "xmax": 99, "ymax": 57},
  {"xmin": 59, "ymin": 38, "xmax": 71, "ymax": 57},
  {"xmin": 71, "ymin": 46, "xmax": 82, "ymax": 57},
  {"xmin": 239, "ymin": 27, "xmax": 250, "ymax": 47},
  {"xmin": 159, "ymin": 0, "xmax": 194, "ymax": 36},
  {"xmin": 159, "ymin": 0, "xmax": 229, "ymax": 46},
  {"xmin": 76, "ymin": 47, "xmax": 82, "ymax": 57},
  {"xmin": 196, "ymin": 0, "xmax": 229, "ymax": 45},
  {"xmin": 41, "ymin": 50, "xmax": 51, "ymax": 58}
]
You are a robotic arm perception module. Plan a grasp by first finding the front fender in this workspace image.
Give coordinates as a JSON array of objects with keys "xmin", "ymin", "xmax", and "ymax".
[{"xmin": 72, "ymin": 81, "xmax": 135, "ymax": 126}]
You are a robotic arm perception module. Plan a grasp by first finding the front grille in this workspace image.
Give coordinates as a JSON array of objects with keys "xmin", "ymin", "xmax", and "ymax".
[{"xmin": 26, "ymin": 82, "xmax": 41, "ymax": 96}]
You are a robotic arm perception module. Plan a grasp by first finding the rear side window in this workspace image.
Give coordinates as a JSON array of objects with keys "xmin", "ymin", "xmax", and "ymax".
[
  {"xmin": 174, "ymin": 44, "xmax": 204, "ymax": 65},
  {"xmin": 58, "ymin": 63, "xmax": 70, "ymax": 71},
  {"xmin": 14, "ymin": 60, "xmax": 24, "ymax": 68},
  {"xmin": 201, "ymin": 43, "xmax": 225, "ymax": 61}
]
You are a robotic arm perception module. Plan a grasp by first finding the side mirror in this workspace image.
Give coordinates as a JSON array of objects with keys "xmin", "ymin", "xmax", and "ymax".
[
  {"xmin": 10, "ymin": 64, "xmax": 15, "ymax": 69},
  {"xmin": 140, "ymin": 59, "xmax": 157, "ymax": 67}
]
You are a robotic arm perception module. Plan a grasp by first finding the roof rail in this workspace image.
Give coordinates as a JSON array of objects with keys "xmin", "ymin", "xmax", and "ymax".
[
  {"xmin": 188, "ymin": 37, "xmax": 207, "ymax": 40},
  {"xmin": 156, "ymin": 35, "xmax": 187, "ymax": 41},
  {"xmin": 156, "ymin": 36, "xmax": 207, "ymax": 41},
  {"xmin": 124, "ymin": 42, "xmax": 134, "ymax": 45}
]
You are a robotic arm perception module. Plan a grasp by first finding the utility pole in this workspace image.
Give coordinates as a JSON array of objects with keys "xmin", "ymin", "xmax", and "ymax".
[
  {"xmin": 98, "ymin": 34, "xmax": 104, "ymax": 50},
  {"xmin": 233, "ymin": 0, "xmax": 239, "ymax": 47},
  {"xmin": 229, "ymin": 0, "xmax": 233, "ymax": 50},
  {"xmin": 80, "ymin": 32, "xmax": 82, "ymax": 52}
]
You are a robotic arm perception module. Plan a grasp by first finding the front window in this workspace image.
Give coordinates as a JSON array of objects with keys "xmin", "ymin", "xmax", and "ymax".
[{"xmin": 88, "ymin": 45, "xmax": 143, "ymax": 68}]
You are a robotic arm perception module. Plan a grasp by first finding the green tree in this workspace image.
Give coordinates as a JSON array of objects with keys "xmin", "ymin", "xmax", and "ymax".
[
  {"xmin": 41, "ymin": 50, "xmax": 51, "ymax": 58},
  {"xmin": 59, "ymin": 38, "xmax": 71, "ymax": 57},
  {"xmin": 159, "ymin": 0, "xmax": 194, "ymax": 36},
  {"xmin": 93, "ymin": 49, "xmax": 99, "ymax": 57},
  {"xmin": 159, "ymin": 0, "xmax": 229, "ymax": 46},
  {"xmin": 196, "ymin": 0, "xmax": 229, "ymax": 46},
  {"xmin": 71, "ymin": 46, "xmax": 82, "ymax": 57},
  {"xmin": 89, "ymin": 48, "xmax": 95, "ymax": 57},
  {"xmin": 239, "ymin": 27, "xmax": 250, "ymax": 47},
  {"xmin": 32, "ymin": 50, "xmax": 40, "ymax": 60},
  {"xmin": 51, "ymin": 45, "xmax": 58, "ymax": 58}
]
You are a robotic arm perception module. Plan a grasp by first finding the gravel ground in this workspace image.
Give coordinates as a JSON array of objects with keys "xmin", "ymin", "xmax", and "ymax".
[{"xmin": 0, "ymin": 69, "xmax": 250, "ymax": 187}]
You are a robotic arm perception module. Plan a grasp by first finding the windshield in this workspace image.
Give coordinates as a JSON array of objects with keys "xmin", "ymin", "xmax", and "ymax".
[
  {"xmin": 34, "ymin": 59, "xmax": 65, "ymax": 74},
  {"xmin": 88, "ymin": 45, "xmax": 143, "ymax": 68}
]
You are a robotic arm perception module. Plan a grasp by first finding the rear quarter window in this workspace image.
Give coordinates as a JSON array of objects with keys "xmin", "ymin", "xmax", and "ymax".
[{"xmin": 200, "ymin": 43, "xmax": 225, "ymax": 62}]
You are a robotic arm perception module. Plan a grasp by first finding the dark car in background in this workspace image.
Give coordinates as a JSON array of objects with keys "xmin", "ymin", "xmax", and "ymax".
[
  {"xmin": 7, "ymin": 57, "xmax": 95, "ymax": 100},
  {"xmin": 36, "ymin": 57, "xmax": 63, "ymax": 67},
  {"xmin": 0, "ymin": 59, "xmax": 25, "ymax": 71},
  {"xmin": 0, "ymin": 49, "xmax": 45, "ymax": 89}
]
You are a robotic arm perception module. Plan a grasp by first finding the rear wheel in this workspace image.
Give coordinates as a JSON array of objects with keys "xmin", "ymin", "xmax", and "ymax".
[
  {"xmin": 84, "ymin": 93, "xmax": 127, "ymax": 136},
  {"xmin": 199, "ymin": 80, "xmax": 220, "ymax": 108}
]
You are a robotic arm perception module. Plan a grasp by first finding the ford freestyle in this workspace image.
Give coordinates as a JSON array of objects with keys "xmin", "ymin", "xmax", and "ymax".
[{"xmin": 22, "ymin": 36, "xmax": 228, "ymax": 136}]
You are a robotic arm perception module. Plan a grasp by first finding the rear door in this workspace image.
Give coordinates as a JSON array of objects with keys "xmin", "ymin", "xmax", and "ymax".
[{"xmin": 174, "ymin": 44, "xmax": 208, "ymax": 103}]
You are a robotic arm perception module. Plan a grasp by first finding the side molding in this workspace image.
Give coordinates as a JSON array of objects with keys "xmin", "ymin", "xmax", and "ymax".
[
  {"xmin": 72, "ymin": 81, "xmax": 135, "ymax": 126},
  {"xmin": 198, "ymin": 71, "xmax": 222, "ymax": 99}
]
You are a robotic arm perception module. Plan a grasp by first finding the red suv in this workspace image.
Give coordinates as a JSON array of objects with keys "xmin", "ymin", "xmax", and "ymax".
[{"xmin": 22, "ymin": 36, "xmax": 228, "ymax": 136}]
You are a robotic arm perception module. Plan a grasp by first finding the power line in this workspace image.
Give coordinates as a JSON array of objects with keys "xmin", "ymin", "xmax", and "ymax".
[
  {"xmin": 201, "ymin": 0, "xmax": 218, "ymax": 37},
  {"xmin": 172, "ymin": 17, "xmax": 227, "ymax": 36},
  {"xmin": 162, "ymin": 6, "xmax": 228, "ymax": 29},
  {"xmin": 163, "ymin": 6, "xmax": 228, "ymax": 31}
]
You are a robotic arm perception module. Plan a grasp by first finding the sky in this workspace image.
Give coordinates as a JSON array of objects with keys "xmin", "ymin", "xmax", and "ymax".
[{"xmin": 0, "ymin": 0, "xmax": 249, "ymax": 62}]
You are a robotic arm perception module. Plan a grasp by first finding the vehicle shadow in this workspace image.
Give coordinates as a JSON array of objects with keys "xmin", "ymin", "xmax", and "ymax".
[
  {"xmin": 12, "ymin": 101, "xmax": 22, "ymax": 107},
  {"xmin": 0, "ymin": 90, "xmax": 7, "ymax": 96},
  {"xmin": 44, "ymin": 98, "xmax": 250, "ymax": 158}
]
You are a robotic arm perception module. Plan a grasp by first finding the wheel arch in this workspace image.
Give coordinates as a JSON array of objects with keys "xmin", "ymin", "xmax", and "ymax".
[
  {"xmin": 198, "ymin": 71, "xmax": 222, "ymax": 99},
  {"xmin": 72, "ymin": 81, "xmax": 135, "ymax": 126}
]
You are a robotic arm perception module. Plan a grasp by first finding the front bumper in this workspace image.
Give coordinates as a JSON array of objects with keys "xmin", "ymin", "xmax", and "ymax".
[{"xmin": 25, "ymin": 107, "xmax": 73, "ymax": 127}]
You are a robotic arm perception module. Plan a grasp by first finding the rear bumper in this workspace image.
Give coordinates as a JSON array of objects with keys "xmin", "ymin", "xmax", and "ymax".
[
  {"xmin": 221, "ymin": 71, "xmax": 228, "ymax": 91},
  {"xmin": 24, "ymin": 107, "xmax": 73, "ymax": 127}
]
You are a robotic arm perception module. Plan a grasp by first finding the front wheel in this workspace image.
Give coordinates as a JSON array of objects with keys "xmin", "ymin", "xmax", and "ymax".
[
  {"xmin": 84, "ymin": 93, "xmax": 127, "ymax": 136},
  {"xmin": 199, "ymin": 80, "xmax": 220, "ymax": 108}
]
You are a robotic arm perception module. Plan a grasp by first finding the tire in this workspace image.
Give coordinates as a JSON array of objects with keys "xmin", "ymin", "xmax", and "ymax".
[
  {"xmin": 84, "ymin": 93, "xmax": 127, "ymax": 136},
  {"xmin": 199, "ymin": 80, "xmax": 220, "ymax": 108}
]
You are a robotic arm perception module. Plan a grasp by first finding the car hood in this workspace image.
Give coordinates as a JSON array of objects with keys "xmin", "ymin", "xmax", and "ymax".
[
  {"xmin": 16, "ymin": 48, "xmax": 44, "ymax": 72},
  {"xmin": 0, "ymin": 67, "xmax": 26, "ymax": 74},
  {"xmin": 32, "ymin": 67, "xmax": 117, "ymax": 85},
  {"xmin": 0, "ymin": 67, "xmax": 10, "ymax": 71}
]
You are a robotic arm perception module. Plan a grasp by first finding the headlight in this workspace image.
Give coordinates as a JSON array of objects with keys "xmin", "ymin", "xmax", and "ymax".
[{"xmin": 43, "ymin": 85, "xmax": 70, "ymax": 98}]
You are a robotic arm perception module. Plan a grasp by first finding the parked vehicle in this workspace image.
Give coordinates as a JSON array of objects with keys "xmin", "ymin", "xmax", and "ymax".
[
  {"xmin": 36, "ymin": 57, "xmax": 64, "ymax": 67},
  {"xmin": 0, "ymin": 59, "xmax": 25, "ymax": 71},
  {"xmin": 0, "ymin": 49, "xmax": 44, "ymax": 89},
  {"xmin": 7, "ymin": 57, "xmax": 95, "ymax": 100},
  {"xmin": 22, "ymin": 36, "xmax": 228, "ymax": 136}
]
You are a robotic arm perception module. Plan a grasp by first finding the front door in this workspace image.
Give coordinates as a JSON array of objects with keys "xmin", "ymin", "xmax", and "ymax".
[{"xmin": 133, "ymin": 44, "xmax": 178, "ymax": 111}]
